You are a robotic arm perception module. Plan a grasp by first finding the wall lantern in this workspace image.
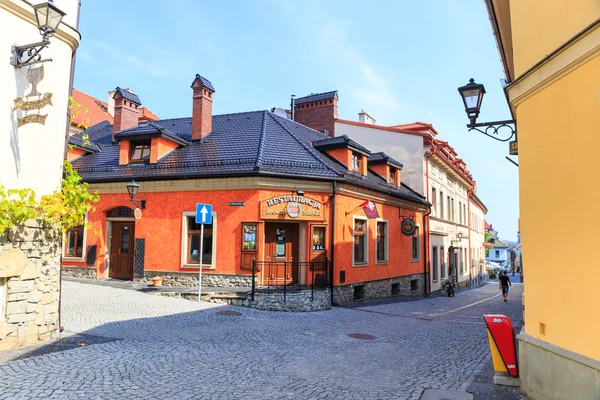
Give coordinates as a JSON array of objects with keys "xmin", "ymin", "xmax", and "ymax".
[
  {"xmin": 126, "ymin": 180, "xmax": 146, "ymax": 209},
  {"xmin": 10, "ymin": 0, "xmax": 66, "ymax": 68},
  {"xmin": 457, "ymin": 78, "xmax": 517, "ymax": 145}
]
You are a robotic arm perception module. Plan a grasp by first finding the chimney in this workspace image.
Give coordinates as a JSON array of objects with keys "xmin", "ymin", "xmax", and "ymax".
[
  {"xmin": 107, "ymin": 90, "xmax": 116, "ymax": 117},
  {"xmin": 112, "ymin": 87, "xmax": 141, "ymax": 141},
  {"xmin": 358, "ymin": 110, "xmax": 376, "ymax": 125},
  {"xmin": 191, "ymin": 74, "xmax": 215, "ymax": 141},
  {"xmin": 293, "ymin": 91, "xmax": 338, "ymax": 137}
]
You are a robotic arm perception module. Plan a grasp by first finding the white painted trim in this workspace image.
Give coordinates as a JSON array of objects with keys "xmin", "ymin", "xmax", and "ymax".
[
  {"xmin": 180, "ymin": 211, "xmax": 217, "ymax": 270},
  {"xmin": 375, "ymin": 218, "xmax": 389, "ymax": 265},
  {"xmin": 352, "ymin": 216, "xmax": 368, "ymax": 267}
]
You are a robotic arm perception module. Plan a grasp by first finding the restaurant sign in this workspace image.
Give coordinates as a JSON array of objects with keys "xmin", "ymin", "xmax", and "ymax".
[{"xmin": 260, "ymin": 195, "xmax": 325, "ymax": 221}]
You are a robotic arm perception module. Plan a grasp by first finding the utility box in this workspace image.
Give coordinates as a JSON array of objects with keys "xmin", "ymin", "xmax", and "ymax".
[{"xmin": 483, "ymin": 314, "xmax": 520, "ymax": 386}]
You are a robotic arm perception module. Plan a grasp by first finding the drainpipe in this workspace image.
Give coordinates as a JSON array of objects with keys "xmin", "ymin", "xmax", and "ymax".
[
  {"xmin": 468, "ymin": 187, "xmax": 474, "ymax": 287},
  {"xmin": 329, "ymin": 181, "xmax": 336, "ymax": 305},
  {"xmin": 58, "ymin": 0, "xmax": 82, "ymax": 335}
]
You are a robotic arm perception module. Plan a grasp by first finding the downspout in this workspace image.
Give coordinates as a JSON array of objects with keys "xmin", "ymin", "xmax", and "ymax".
[
  {"xmin": 468, "ymin": 187, "xmax": 474, "ymax": 287},
  {"xmin": 59, "ymin": 0, "xmax": 82, "ymax": 334},
  {"xmin": 329, "ymin": 181, "xmax": 337, "ymax": 305}
]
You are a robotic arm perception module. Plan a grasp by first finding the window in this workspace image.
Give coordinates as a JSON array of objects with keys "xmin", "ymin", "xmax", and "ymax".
[
  {"xmin": 351, "ymin": 152, "xmax": 361, "ymax": 172},
  {"xmin": 182, "ymin": 213, "xmax": 216, "ymax": 268},
  {"xmin": 439, "ymin": 192, "xmax": 444, "ymax": 219},
  {"xmin": 464, "ymin": 204, "xmax": 467, "ymax": 225},
  {"xmin": 130, "ymin": 141, "xmax": 151, "ymax": 162},
  {"xmin": 459, "ymin": 248, "xmax": 463, "ymax": 275},
  {"xmin": 389, "ymin": 168, "xmax": 396, "ymax": 184},
  {"xmin": 495, "ymin": 250, "xmax": 500, "ymax": 258},
  {"xmin": 450, "ymin": 197, "xmax": 454, "ymax": 222},
  {"xmin": 64, "ymin": 226, "xmax": 84, "ymax": 258},
  {"xmin": 431, "ymin": 188, "xmax": 437, "ymax": 215},
  {"xmin": 353, "ymin": 217, "xmax": 368, "ymax": 265},
  {"xmin": 312, "ymin": 226, "xmax": 326, "ymax": 251},
  {"xmin": 459, "ymin": 201, "xmax": 462, "ymax": 224},
  {"xmin": 432, "ymin": 246, "xmax": 439, "ymax": 282},
  {"xmin": 106, "ymin": 206, "xmax": 134, "ymax": 218},
  {"xmin": 376, "ymin": 221, "xmax": 388, "ymax": 263},
  {"xmin": 411, "ymin": 227, "xmax": 420, "ymax": 261},
  {"xmin": 440, "ymin": 246, "xmax": 446, "ymax": 279},
  {"xmin": 241, "ymin": 223, "xmax": 257, "ymax": 269}
]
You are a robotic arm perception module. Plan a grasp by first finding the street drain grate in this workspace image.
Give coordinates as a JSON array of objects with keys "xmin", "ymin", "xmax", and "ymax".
[
  {"xmin": 216, "ymin": 310, "xmax": 241, "ymax": 316},
  {"xmin": 347, "ymin": 333, "xmax": 377, "ymax": 340}
]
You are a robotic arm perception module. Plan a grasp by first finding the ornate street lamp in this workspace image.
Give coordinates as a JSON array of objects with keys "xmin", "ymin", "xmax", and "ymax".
[
  {"xmin": 457, "ymin": 78, "xmax": 517, "ymax": 148},
  {"xmin": 126, "ymin": 180, "xmax": 146, "ymax": 209},
  {"xmin": 10, "ymin": 1, "xmax": 67, "ymax": 68}
]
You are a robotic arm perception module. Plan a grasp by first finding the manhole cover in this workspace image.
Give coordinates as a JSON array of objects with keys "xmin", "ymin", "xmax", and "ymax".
[
  {"xmin": 347, "ymin": 333, "xmax": 377, "ymax": 340},
  {"xmin": 216, "ymin": 310, "xmax": 241, "ymax": 316}
]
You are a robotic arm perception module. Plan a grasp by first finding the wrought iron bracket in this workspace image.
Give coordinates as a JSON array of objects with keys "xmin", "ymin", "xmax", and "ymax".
[
  {"xmin": 466, "ymin": 119, "xmax": 516, "ymax": 142},
  {"xmin": 10, "ymin": 41, "xmax": 52, "ymax": 68},
  {"xmin": 130, "ymin": 199, "xmax": 146, "ymax": 210}
]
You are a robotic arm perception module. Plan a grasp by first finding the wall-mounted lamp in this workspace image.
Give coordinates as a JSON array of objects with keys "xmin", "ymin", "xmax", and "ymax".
[
  {"xmin": 457, "ymin": 78, "xmax": 517, "ymax": 147},
  {"xmin": 126, "ymin": 180, "xmax": 146, "ymax": 209},
  {"xmin": 10, "ymin": 1, "xmax": 66, "ymax": 68}
]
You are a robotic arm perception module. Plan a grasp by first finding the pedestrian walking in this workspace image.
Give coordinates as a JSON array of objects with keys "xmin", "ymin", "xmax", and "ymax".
[{"xmin": 499, "ymin": 271, "xmax": 512, "ymax": 302}]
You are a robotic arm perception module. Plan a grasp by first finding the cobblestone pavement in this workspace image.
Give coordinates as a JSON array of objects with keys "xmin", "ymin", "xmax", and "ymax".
[{"xmin": 0, "ymin": 281, "xmax": 525, "ymax": 399}]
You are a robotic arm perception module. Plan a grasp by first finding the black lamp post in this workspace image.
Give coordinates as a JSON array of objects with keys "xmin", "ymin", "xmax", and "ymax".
[
  {"xmin": 457, "ymin": 78, "xmax": 517, "ymax": 147},
  {"xmin": 126, "ymin": 180, "xmax": 146, "ymax": 209},
  {"xmin": 11, "ymin": 1, "xmax": 66, "ymax": 67}
]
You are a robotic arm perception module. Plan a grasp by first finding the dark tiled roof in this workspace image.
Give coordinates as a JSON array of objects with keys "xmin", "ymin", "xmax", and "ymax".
[
  {"xmin": 72, "ymin": 111, "xmax": 427, "ymax": 206},
  {"xmin": 68, "ymin": 135, "xmax": 100, "ymax": 153},
  {"xmin": 369, "ymin": 152, "xmax": 404, "ymax": 169},
  {"xmin": 312, "ymin": 135, "xmax": 371, "ymax": 156},
  {"xmin": 191, "ymin": 74, "xmax": 215, "ymax": 92},
  {"xmin": 113, "ymin": 87, "xmax": 141, "ymax": 105},
  {"xmin": 294, "ymin": 91, "xmax": 338, "ymax": 105},
  {"xmin": 113, "ymin": 122, "xmax": 189, "ymax": 146}
]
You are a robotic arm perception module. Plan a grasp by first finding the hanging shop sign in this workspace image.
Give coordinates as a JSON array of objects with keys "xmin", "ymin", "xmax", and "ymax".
[
  {"xmin": 260, "ymin": 195, "xmax": 325, "ymax": 221},
  {"xmin": 401, "ymin": 218, "xmax": 416, "ymax": 236},
  {"xmin": 12, "ymin": 65, "xmax": 53, "ymax": 127},
  {"xmin": 509, "ymin": 140, "xmax": 518, "ymax": 156}
]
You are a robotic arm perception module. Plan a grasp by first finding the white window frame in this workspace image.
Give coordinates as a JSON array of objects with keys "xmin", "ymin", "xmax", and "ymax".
[
  {"xmin": 411, "ymin": 226, "xmax": 421, "ymax": 262},
  {"xmin": 375, "ymin": 218, "xmax": 388, "ymax": 265},
  {"xmin": 352, "ymin": 216, "xmax": 368, "ymax": 267},
  {"xmin": 62, "ymin": 213, "xmax": 88, "ymax": 262},
  {"xmin": 181, "ymin": 211, "xmax": 217, "ymax": 269}
]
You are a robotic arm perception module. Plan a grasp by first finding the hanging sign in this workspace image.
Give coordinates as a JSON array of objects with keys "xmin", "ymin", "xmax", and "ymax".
[
  {"xmin": 509, "ymin": 140, "xmax": 518, "ymax": 155},
  {"xmin": 134, "ymin": 208, "xmax": 142, "ymax": 220},
  {"xmin": 401, "ymin": 218, "xmax": 416, "ymax": 236},
  {"xmin": 260, "ymin": 195, "xmax": 325, "ymax": 221},
  {"xmin": 13, "ymin": 65, "xmax": 53, "ymax": 127}
]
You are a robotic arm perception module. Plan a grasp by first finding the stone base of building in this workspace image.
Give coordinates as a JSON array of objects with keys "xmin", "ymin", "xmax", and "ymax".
[
  {"xmin": 136, "ymin": 271, "xmax": 255, "ymax": 288},
  {"xmin": 247, "ymin": 289, "xmax": 330, "ymax": 312},
  {"xmin": 62, "ymin": 266, "xmax": 96, "ymax": 279},
  {"xmin": 0, "ymin": 220, "xmax": 62, "ymax": 350},
  {"xmin": 333, "ymin": 273, "xmax": 424, "ymax": 304},
  {"xmin": 517, "ymin": 328, "xmax": 600, "ymax": 399}
]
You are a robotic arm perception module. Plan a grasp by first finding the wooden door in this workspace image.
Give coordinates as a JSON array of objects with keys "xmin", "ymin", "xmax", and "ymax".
[
  {"xmin": 109, "ymin": 222, "xmax": 135, "ymax": 279},
  {"xmin": 264, "ymin": 223, "xmax": 299, "ymax": 285}
]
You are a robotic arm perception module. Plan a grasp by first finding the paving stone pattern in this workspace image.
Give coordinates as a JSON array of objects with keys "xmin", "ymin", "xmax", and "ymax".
[{"xmin": 0, "ymin": 280, "xmax": 526, "ymax": 399}]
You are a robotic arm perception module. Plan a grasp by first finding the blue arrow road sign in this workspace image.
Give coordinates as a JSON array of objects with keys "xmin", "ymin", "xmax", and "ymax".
[{"xmin": 195, "ymin": 203, "xmax": 212, "ymax": 224}]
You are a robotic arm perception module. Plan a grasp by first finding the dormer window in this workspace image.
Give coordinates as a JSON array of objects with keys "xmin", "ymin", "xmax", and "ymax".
[
  {"xmin": 130, "ymin": 141, "xmax": 151, "ymax": 162},
  {"xmin": 389, "ymin": 168, "xmax": 396, "ymax": 184},
  {"xmin": 352, "ymin": 152, "xmax": 361, "ymax": 172}
]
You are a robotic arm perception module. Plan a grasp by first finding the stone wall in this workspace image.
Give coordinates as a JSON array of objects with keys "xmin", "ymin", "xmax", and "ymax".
[
  {"xmin": 333, "ymin": 274, "xmax": 424, "ymax": 304},
  {"xmin": 248, "ymin": 289, "xmax": 330, "ymax": 312},
  {"xmin": 62, "ymin": 266, "xmax": 96, "ymax": 279},
  {"xmin": 0, "ymin": 220, "xmax": 61, "ymax": 350},
  {"xmin": 136, "ymin": 271, "xmax": 254, "ymax": 288}
]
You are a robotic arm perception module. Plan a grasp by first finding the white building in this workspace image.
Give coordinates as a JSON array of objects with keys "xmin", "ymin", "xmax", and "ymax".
[
  {"xmin": 469, "ymin": 193, "xmax": 487, "ymax": 286},
  {"xmin": 0, "ymin": 0, "xmax": 81, "ymax": 349}
]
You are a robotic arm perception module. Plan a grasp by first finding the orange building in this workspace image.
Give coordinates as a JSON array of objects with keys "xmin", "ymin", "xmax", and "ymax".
[{"xmin": 63, "ymin": 75, "xmax": 430, "ymax": 304}]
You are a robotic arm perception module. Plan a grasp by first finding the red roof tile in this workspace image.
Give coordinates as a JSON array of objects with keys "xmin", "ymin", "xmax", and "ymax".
[
  {"xmin": 70, "ymin": 89, "xmax": 113, "ymax": 129},
  {"xmin": 138, "ymin": 106, "xmax": 160, "ymax": 122}
]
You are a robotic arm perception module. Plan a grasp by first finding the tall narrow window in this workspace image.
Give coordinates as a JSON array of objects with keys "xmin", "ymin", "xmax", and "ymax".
[
  {"xmin": 241, "ymin": 223, "xmax": 258, "ymax": 269},
  {"xmin": 439, "ymin": 192, "xmax": 444, "ymax": 219},
  {"xmin": 459, "ymin": 201, "xmax": 462, "ymax": 224},
  {"xmin": 432, "ymin": 246, "xmax": 439, "ymax": 282},
  {"xmin": 450, "ymin": 197, "xmax": 454, "ymax": 222},
  {"xmin": 389, "ymin": 168, "xmax": 397, "ymax": 185},
  {"xmin": 440, "ymin": 246, "xmax": 446, "ymax": 279},
  {"xmin": 376, "ymin": 221, "xmax": 388, "ymax": 263},
  {"xmin": 411, "ymin": 227, "xmax": 420, "ymax": 261},
  {"xmin": 353, "ymin": 218, "xmax": 367, "ymax": 265},
  {"xmin": 130, "ymin": 141, "xmax": 151, "ymax": 162},
  {"xmin": 64, "ymin": 226, "xmax": 84, "ymax": 258},
  {"xmin": 351, "ymin": 152, "xmax": 361, "ymax": 172},
  {"xmin": 185, "ymin": 215, "xmax": 214, "ymax": 267},
  {"xmin": 431, "ymin": 188, "xmax": 437, "ymax": 215}
]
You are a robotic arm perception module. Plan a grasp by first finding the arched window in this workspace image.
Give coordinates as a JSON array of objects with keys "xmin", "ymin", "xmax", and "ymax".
[{"xmin": 106, "ymin": 207, "xmax": 135, "ymax": 218}]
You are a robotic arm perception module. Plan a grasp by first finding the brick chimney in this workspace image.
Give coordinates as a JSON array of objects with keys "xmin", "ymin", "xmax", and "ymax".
[
  {"xmin": 293, "ymin": 91, "xmax": 338, "ymax": 137},
  {"xmin": 191, "ymin": 74, "xmax": 215, "ymax": 141},
  {"xmin": 112, "ymin": 87, "xmax": 141, "ymax": 141}
]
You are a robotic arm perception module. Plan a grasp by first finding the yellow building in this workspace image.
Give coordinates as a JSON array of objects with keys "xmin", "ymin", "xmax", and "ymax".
[{"xmin": 484, "ymin": 1, "xmax": 600, "ymax": 398}]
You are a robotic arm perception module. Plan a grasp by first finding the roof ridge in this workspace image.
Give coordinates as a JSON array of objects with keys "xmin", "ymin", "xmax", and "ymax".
[
  {"xmin": 254, "ymin": 111, "xmax": 268, "ymax": 170},
  {"xmin": 267, "ymin": 112, "xmax": 343, "ymax": 177}
]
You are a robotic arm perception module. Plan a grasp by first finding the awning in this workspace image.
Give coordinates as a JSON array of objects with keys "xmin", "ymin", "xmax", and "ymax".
[{"xmin": 483, "ymin": 242, "xmax": 493, "ymax": 247}]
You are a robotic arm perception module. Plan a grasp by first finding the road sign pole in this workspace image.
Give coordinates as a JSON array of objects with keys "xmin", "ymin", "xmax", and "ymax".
[{"xmin": 198, "ymin": 223, "xmax": 204, "ymax": 302}]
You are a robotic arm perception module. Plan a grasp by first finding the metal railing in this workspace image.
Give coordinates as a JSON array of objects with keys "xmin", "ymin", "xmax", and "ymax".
[{"xmin": 251, "ymin": 260, "xmax": 331, "ymax": 303}]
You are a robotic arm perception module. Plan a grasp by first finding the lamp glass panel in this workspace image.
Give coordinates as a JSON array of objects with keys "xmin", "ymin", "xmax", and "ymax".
[
  {"xmin": 34, "ymin": 5, "xmax": 48, "ymax": 28},
  {"xmin": 46, "ymin": 5, "xmax": 64, "ymax": 30},
  {"xmin": 462, "ymin": 88, "xmax": 481, "ymax": 111}
]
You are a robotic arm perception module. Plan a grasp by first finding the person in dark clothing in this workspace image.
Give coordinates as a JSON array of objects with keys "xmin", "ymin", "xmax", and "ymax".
[{"xmin": 499, "ymin": 271, "xmax": 512, "ymax": 302}]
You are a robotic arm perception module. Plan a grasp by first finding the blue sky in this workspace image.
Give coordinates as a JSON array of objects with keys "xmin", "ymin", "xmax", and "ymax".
[{"xmin": 74, "ymin": 0, "xmax": 519, "ymax": 241}]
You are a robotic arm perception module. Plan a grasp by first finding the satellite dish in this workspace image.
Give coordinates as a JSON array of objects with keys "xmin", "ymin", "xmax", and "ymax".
[{"xmin": 273, "ymin": 107, "xmax": 289, "ymax": 119}]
